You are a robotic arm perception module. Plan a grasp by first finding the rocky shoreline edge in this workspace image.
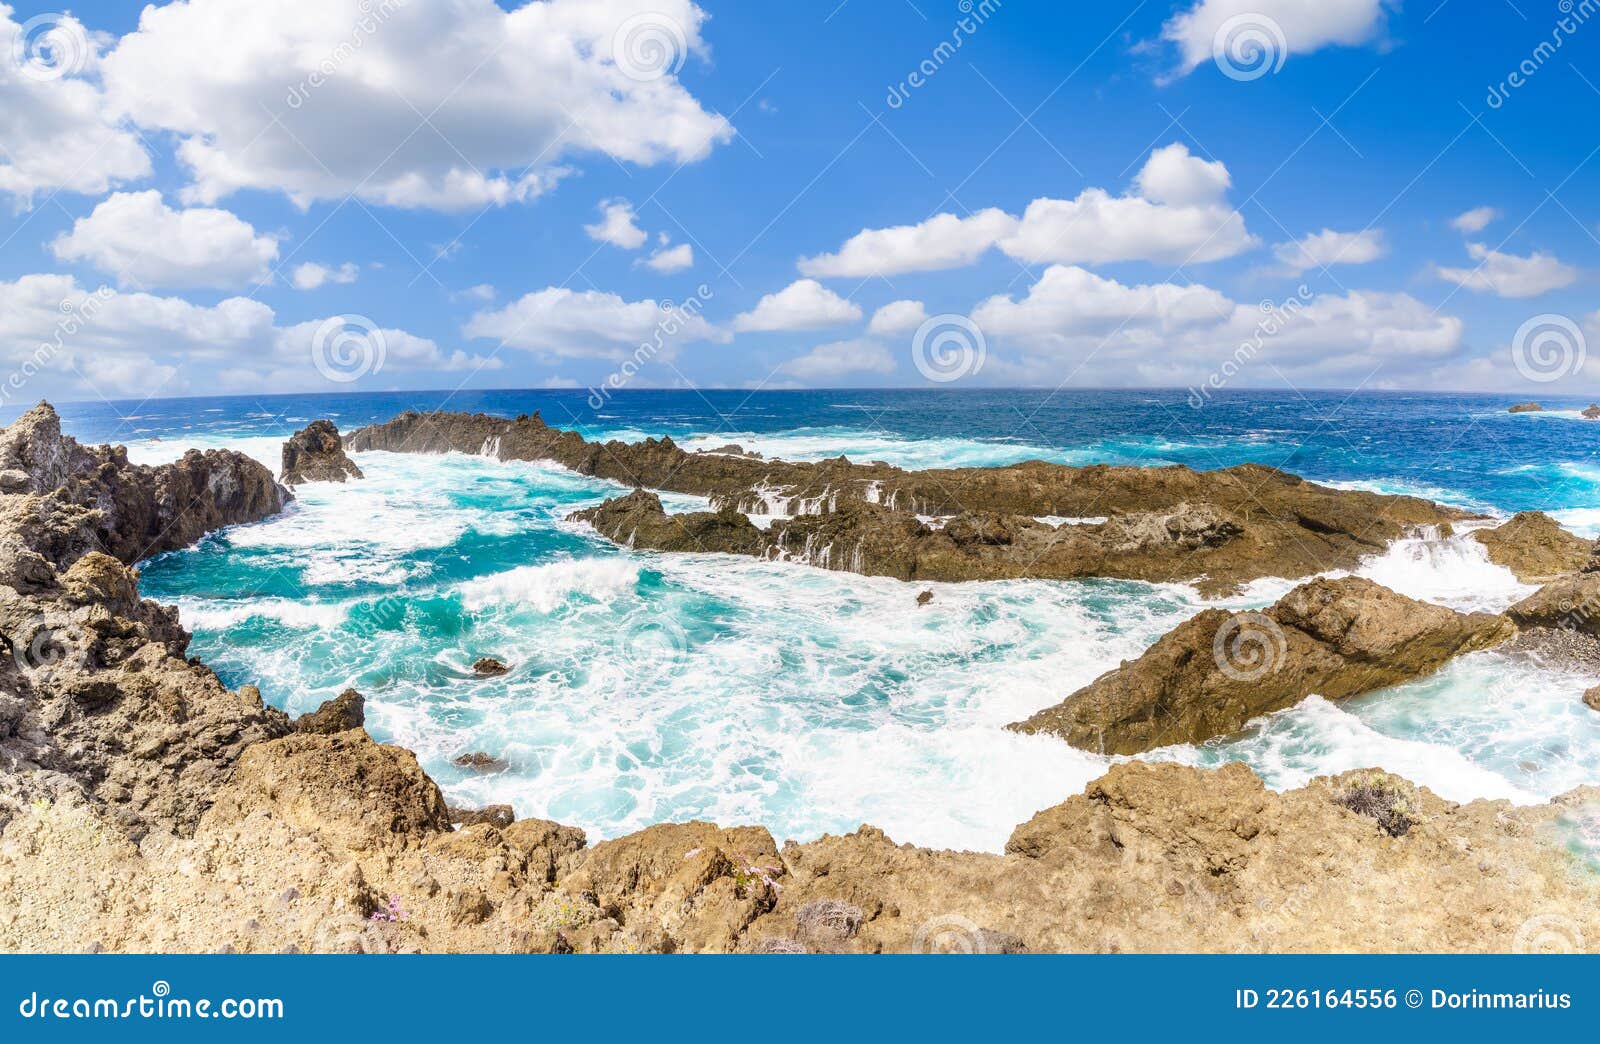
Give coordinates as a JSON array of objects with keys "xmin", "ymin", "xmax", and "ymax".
[{"xmin": 2, "ymin": 402, "xmax": 1598, "ymax": 954}]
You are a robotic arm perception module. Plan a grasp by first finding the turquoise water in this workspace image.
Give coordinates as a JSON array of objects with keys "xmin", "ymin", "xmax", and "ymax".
[{"xmin": 33, "ymin": 388, "xmax": 1599, "ymax": 851}]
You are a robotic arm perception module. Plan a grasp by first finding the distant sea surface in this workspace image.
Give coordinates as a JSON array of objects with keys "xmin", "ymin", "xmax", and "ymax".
[{"xmin": 17, "ymin": 388, "xmax": 1600, "ymax": 851}]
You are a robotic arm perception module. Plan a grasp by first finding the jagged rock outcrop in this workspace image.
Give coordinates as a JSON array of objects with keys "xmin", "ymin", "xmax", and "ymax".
[
  {"xmin": 5, "ymin": 741, "xmax": 1595, "ymax": 953},
  {"xmin": 1584, "ymin": 404, "xmax": 1600, "ymax": 420},
  {"xmin": 1472, "ymin": 512, "xmax": 1591, "ymax": 582},
  {"xmin": 1506, "ymin": 571, "xmax": 1600, "ymax": 636},
  {"xmin": 0, "ymin": 403, "xmax": 293, "ymax": 839},
  {"xmin": 280, "ymin": 419, "xmax": 363, "ymax": 486},
  {"xmin": 354, "ymin": 410, "xmax": 1467, "ymax": 594},
  {"xmin": 295, "ymin": 688, "xmax": 365, "ymax": 734},
  {"xmin": 1011, "ymin": 577, "xmax": 1515, "ymax": 754}
]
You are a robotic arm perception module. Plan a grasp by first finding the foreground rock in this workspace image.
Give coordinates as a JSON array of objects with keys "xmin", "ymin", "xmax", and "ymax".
[
  {"xmin": 281, "ymin": 419, "xmax": 363, "ymax": 486},
  {"xmin": 0, "ymin": 404, "xmax": 293, "ymax": 838},
  {"xmin": 1471, "ymin": 512, "xmax": 1591, "ymax": 583},
  {"xmin": 351, "ymin": 410, "xmax": 1467, "ymax": 595},
  {"xmin": 1012, "ymin": 577, "xmax": 1515, "ymax": 755},
  {"xmin": 295, "ymin": 688, "xmax": 365, "ymax": 734},
  {"xmin": 3, "ymin": 742, "xmax": 1596, "ymax": 953}
]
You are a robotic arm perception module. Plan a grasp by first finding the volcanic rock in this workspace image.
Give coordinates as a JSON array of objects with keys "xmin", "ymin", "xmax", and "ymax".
[
  {"xmin": 281, "ymin": 419, "xmax": 363, "ymax": 486},
  {"xmin": 470, "ymin": 657, "xmax": 509, "ymax": 677},
  {"xmin": 1011, "ymin": 577, "xmax": 1514, "ymax": 754}
]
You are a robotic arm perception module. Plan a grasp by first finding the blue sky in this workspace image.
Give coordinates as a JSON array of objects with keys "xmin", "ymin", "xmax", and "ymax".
[{"xmin": 1, "ymin": 0, "xmax": 1597, "ymax": 404}]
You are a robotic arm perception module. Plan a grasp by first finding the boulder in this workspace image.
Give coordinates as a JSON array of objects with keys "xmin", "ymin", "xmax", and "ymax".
[
  {"xmin": 916, "ymin": 590, "xmax": 934, "ymax": 607},
  {"xmin": 470, "ymin": 657, "xmax": 509, "ymax": 677},
  {"xmin": 1585, "ymin": 686, "xmax": 1600, "ymax": 712},
  {"xmin": 1471, "ymin": 512, "xmax": 1591, "ymax": 582},
  {"xmin": 1012, "ymin": 577, "xmax": 1514, "ymax": 754},
  {"xmin": 1506, "ymin": 572, "xmax": 1600, "ymax": 636},
  {"xmin": 1585, "ymin": 404, "xmax": 1600, "ymax": 420},
  {"xmin": 1508, "ymin": 402, "xmax": 1544, "ymax": 413},
  {"xmin": 280, "ymin": 419, "xmax": 363, "ymax": 486},
  {"xmin": 295, "ymin": 688, "xmax": 365, "ymax": 734}
]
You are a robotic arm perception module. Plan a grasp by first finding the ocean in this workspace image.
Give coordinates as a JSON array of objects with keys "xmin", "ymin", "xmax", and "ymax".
[{"xmin": 16, "ymin": 387, "xmax": 1600, "ymax": 851}]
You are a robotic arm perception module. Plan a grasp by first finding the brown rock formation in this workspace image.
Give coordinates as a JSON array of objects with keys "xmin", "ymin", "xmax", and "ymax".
[
  {"xmin": 1508, "ymin": 402, "xmax": 1545, "ymax": 413},
  {"xmin": 1012, "ymin": 577, "xmax": 1515, "ymax": 755},
  {"xmin": 1472, "ymin": 512, "xmax": 1591, "ymax": 582},
  {"xmin": 281, "ymin": 419, "xmax": 363, "ymax": 486},
  {"xmin": 351, "ymin": 410, "xmax": 1467, "ymax": 595},
  {"xmin": 295, "ymin": 688, "xmax": 365, "ymax": 734}
]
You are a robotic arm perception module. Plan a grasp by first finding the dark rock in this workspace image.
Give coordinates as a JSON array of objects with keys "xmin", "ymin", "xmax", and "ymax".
[
  {"xmin": 449, "ymin": 804, "xmax": 515, "ymax": 829},
  {"xmin": 470, "ymin": 657, "xmax": 509, "ymax": 677},
  {"xmin": 350, "ymin": 409, "xmax": 1470, "ymax": 595},
  {"xmin": 281, "ymin": 419, "xmax": 363, "ymax": 486},
  {"xmin": 452, "ymin": 751, "xmax": 508, "ymax": 772},
  {"xmin": 1500, "ymin": 627, "xmax": 1600, "ymax": 673},
  {"xmin": 1508, "ymin": 402, "xmax": 1544, "ymax": 413},
  {"xmin": 916, "ymin": 590, "xmax": 934, "ymax": 607},
  {"xmin": 1585, "ymin": 405, "xmax": 1600, "ymax": 420},
  {"xmin": 295, "ymin": 688, "xmax": 365, "ymax": 734}
]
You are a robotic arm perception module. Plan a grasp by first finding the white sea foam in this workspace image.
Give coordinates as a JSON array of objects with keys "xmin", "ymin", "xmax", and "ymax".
[
  {"xmin": 177, "ymin": 597, "xmax": 351, "ymax": 631},
  {"xmin": 461, "ymin": 558, "xmax": 641, "ymax": 612},
  {"xmin": 1353, "ymin": 526, "xmax": 1534, "ymax": 613}
]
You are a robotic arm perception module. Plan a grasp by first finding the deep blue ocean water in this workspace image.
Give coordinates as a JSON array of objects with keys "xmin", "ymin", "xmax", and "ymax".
[{"xmin": 14, "ymin": 388, "xmax": 1600, "ymax": 851}]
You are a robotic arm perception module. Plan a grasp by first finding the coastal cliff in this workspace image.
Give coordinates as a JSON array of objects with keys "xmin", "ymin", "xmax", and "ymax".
[{"xmin": 3, "ymin": 404, "xmax": 1598, "ymax": 954}]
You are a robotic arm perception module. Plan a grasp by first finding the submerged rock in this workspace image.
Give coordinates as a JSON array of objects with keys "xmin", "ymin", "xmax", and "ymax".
[
  {"xmin": 452, "ymin": 752, "xmax": 508, "ymax": 772},
  {"xmin": 295, "ymin": 688, "xmax": 365, "ymax": 734},
  {"xmin": 1472, "ymin": 511, "xmax": 1591, "ymax": 582},
  {"xmin": 280, "ymin": 419, "xmax": 363, "ymax": 486},
  {"xmin": 1011, "ymin": 577, "xmax": 1514, "ymax": 755}
]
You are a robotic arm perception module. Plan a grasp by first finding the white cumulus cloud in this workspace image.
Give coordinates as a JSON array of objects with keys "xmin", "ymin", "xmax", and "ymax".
[
  {"xmin": 1434, "ymin": 243, "xmax": 1578, "ymax": 298},
  {"xmin": 796, "ymin": 144, "xmax": 1256, "ymax": 277},
  {"xmin": 1450, "ymin": 206, "xmax": 1500, "ymax": 234},
  {"xmin": 585, "ymin": 199, "xmax": 648, "ymax": 249},
  {"xmin": 463, "ymin": 286, "xmax": 725, "ymax": 359},
  {"xmin": 641, "ymin": 242, "xmax": 694, "ymax": 273},
  {"xmin": 291, "ymin": 261, "xmax": 360, "ymax": 290},
  {"xmin": 1161, "ymin": 0, "xmax": 1391, "ymax": 78},
  {"xmin": 779, "ymin": 339, "xmax": 897, "ymax": 383},
  {"xmin": 100, "ymin": 0, "xmax": 733, "ymax": 210},
  {"xmin": 50, "ymin": 191, "xmax": 279, "ymax": 289},
  {"xmin": 1271, "ymin": 228, "xmax": 1386, "ymax": 275},
  {"xmin": 733, "ymin": 279, "xmax": 862, "ymax": 332},
  {"xmin": 867, "ymin": 300, "xmax": 929, "ymax": 336}
]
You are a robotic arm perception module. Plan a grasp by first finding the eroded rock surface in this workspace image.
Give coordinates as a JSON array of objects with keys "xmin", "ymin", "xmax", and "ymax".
[
  {"xmin": 1472, "ymin": 512, "xmax": 1591, "ymax": 583},
  {"xmin": 1012, "ymin": 577, "xmax": 1514, "ymax": 754},
  {"xmin": 281, "ymin": 419, "xmax": 363, "ymax": 486},
  {"xmin": 351, "ymin": 410, "xmax": 1467, "ymax": 594}
]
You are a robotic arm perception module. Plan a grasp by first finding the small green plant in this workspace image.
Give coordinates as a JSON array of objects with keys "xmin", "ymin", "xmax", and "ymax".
[{"xmin": 1337, "ymin": 774, "xmax": 1424, "ymax": 838}]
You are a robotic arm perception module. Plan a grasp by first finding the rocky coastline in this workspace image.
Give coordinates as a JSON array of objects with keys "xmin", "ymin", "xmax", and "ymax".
[{"xmin": 3, "ymin": 403, "xmax": 1599, "ymax": 954}]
